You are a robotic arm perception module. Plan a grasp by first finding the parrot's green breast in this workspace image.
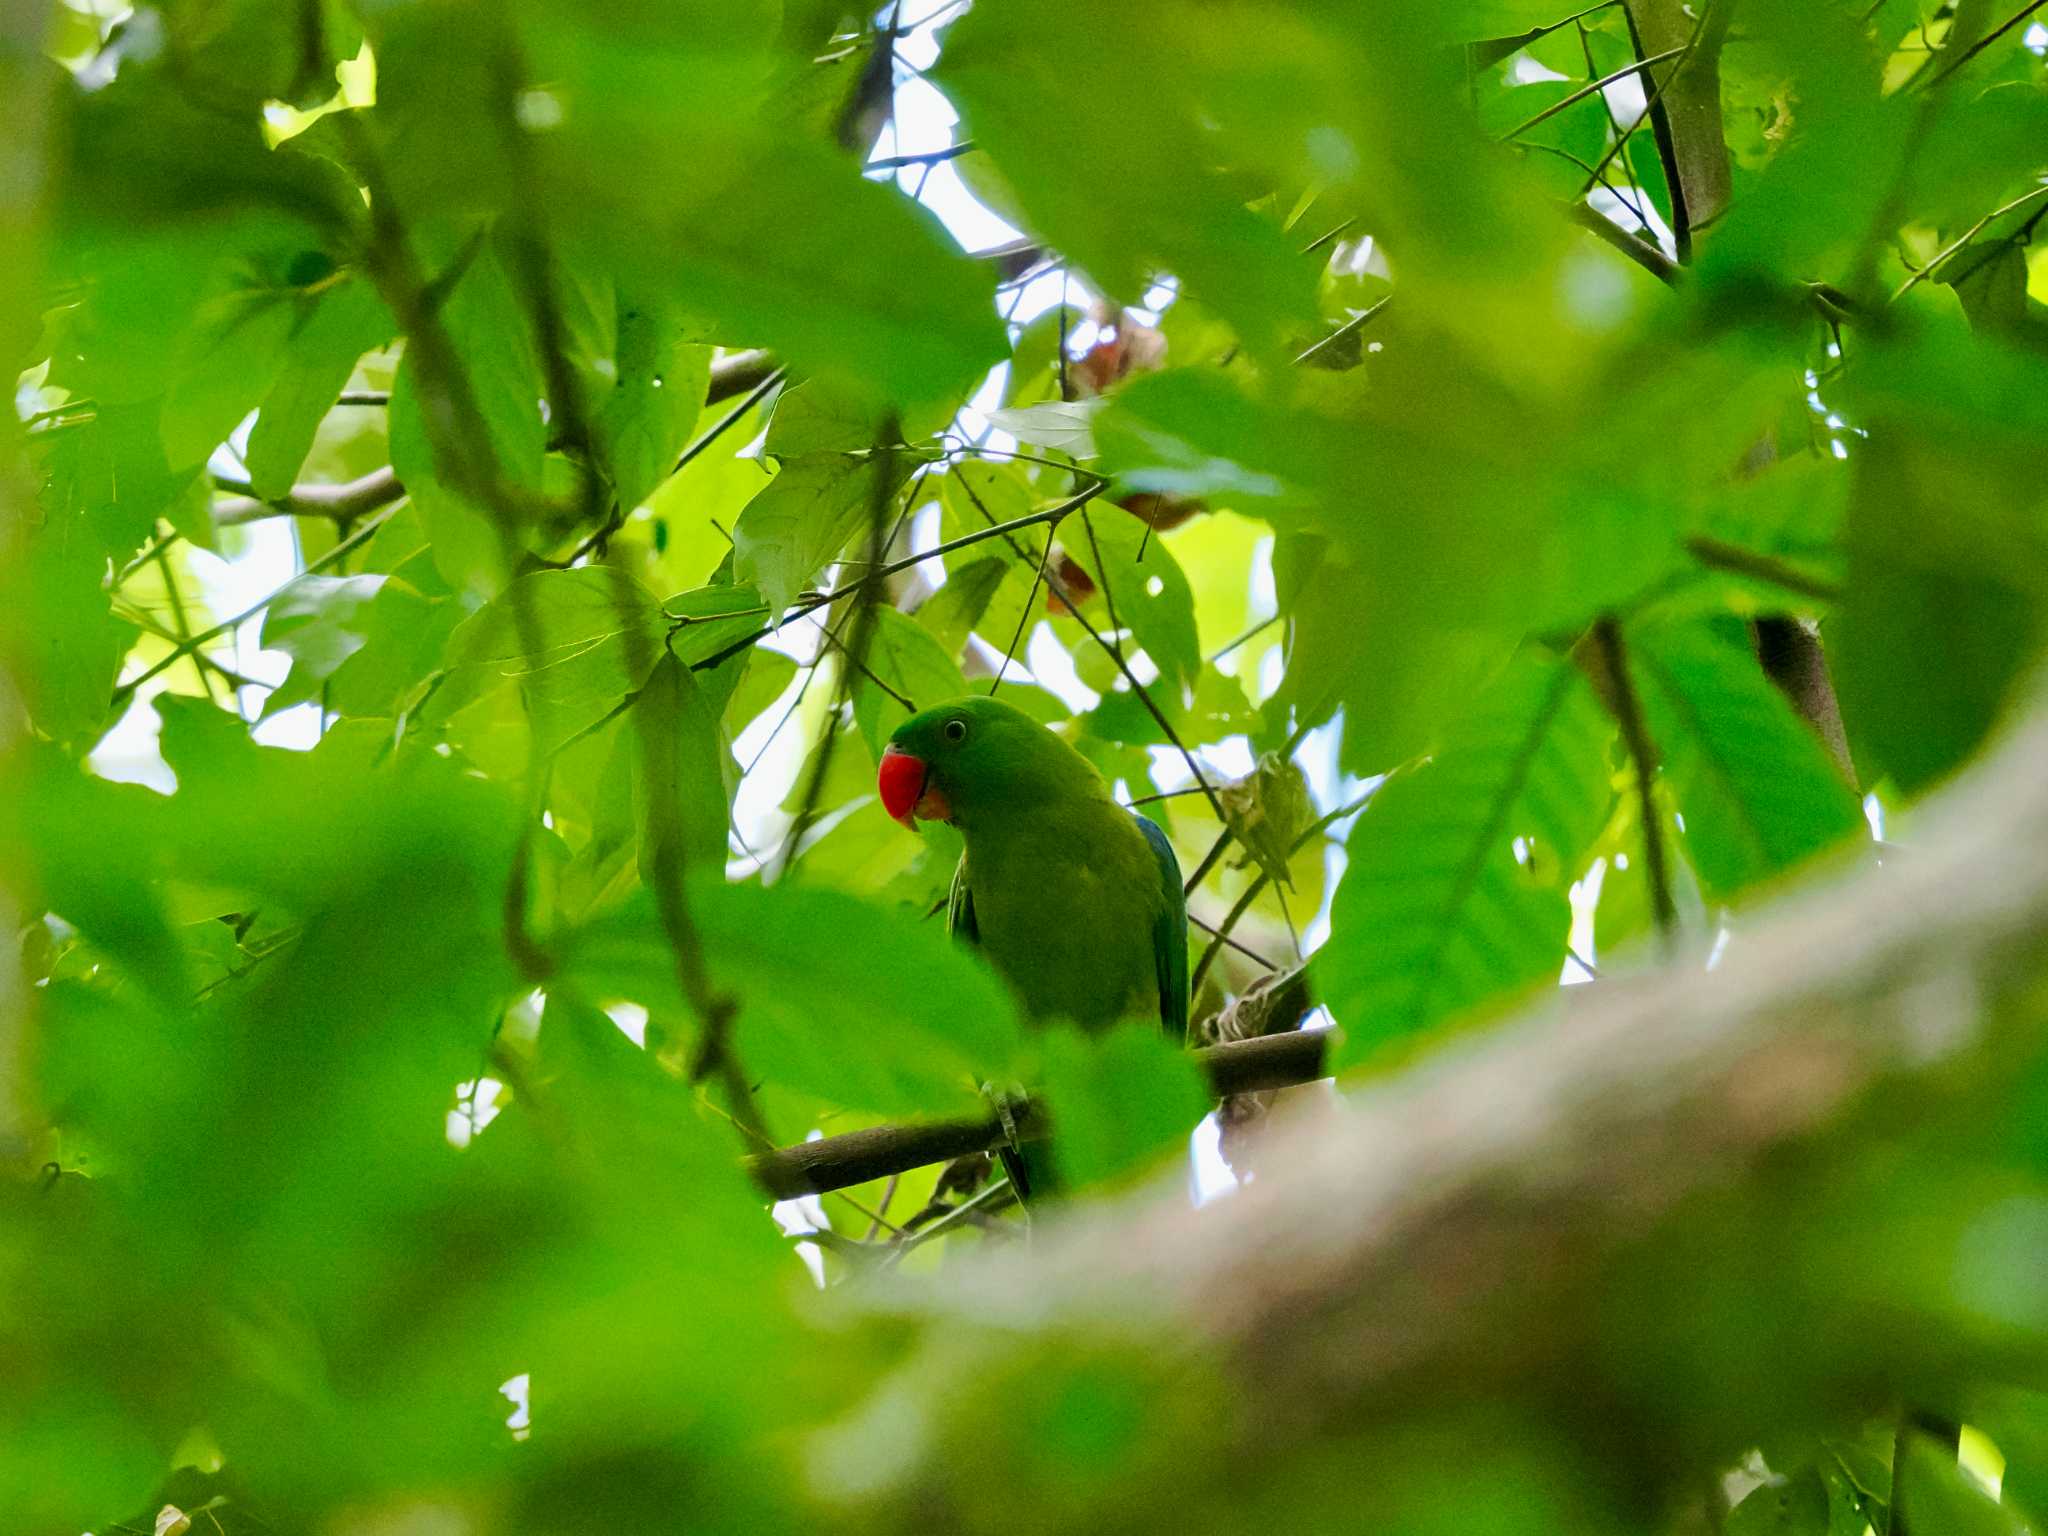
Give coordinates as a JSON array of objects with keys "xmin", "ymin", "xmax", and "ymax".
[{"xmin": 960, "ymin": 797, "xmax": 1168, "ymax": 1032}]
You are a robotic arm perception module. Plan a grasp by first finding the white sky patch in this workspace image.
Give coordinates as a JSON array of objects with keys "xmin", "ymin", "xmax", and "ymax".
[
  {"xmin": 1025, "ymin": 623, "xmax": 1099, "ymax": 711},
  {"xmin": 446, "ymin": 1077, "xmax": 507, "ymax": 1148},
  {"xmin": 1189, "ymin": 1112, "xmax": 1237, "ymax": 1205},
  {"xmin": 771, "ymin": 1145, "xmax": 831, "ymax": 1287},
  {"xmin": 605, "ymin": 1001, "xmax": 650, "ymax": 1047},
  {"xmin": 499, "ymin": 1372, "xmax": 531, "ymax": 1442}
]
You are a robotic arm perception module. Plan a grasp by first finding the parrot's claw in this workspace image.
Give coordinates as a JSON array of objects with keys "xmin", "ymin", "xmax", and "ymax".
[{"xmin": 979, "ymin": 1081, "xmax": 1035, "ymax": 1217}]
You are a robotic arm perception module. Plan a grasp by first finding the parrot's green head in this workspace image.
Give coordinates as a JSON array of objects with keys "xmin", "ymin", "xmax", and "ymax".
[{"xmin": 879, "ymin": 695, "xmax": 1102, "ymax": 832}]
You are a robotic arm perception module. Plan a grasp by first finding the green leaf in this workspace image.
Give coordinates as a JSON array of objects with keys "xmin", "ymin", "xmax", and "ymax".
[
  {"xmin": 1630, "ymin": 618, "xmax": 1866, "ymax": 903},
  {"xmin": 1728, "ymin": 1471, "xmax": 1833, "ymax": 1536},
  {"xmin": 1898, "ymin": 1438, "xmax": 2031, "ymax": 1536},
  {"xmin": 244, "ymin": 275, "xmax": 393, "ymax": 499},
  {"xmin": 1094, "ymin": 370, "xmax": 1317, "ymax": 510},
  {"xmin": 1032, "ymin": 1024, "xmax": 1211, "ymax": 1191},
  {"xmin": 664, "ymin": 582, "xmax": 777, "ymax": 667},
  {"xmin": 11, "ymin": 511, "xmax": 132, "ymax": 750},
  {"xmin": 635, "ymin": 652, "xmax": 730, "ymax": 875},
  {"xmin": 1322, "ymin": 651, "xmax": 1615, "ymax": 1065},
  {"xmin": 1833, "ymin": 477, "xmax": 2046, "ymax": 796},
  {"xmin": 1068, "ymin": 506, "xmax": 1202, "ymax": 695},
  {"xmin": 660, "ymin": 142, "xmax": 1006, "ymax": 407},
  {"xmin": 936, "ymin": 2, "xmax": 1319, "ymax": 360},
  {"xmin": 731, "ymin": 449, "xmax": 922, "ymax": 616},
  {"xmin": 916, "ymin": 555, "xmax": 1011, "ymax": 660},
  {"xmin": 387, "ymin": 237, "xmax": 547, "ymax": 594},
  {"xmin": 591, "ymin": 296, "xmax": 713, "ymax": 511},
  {"xmin": 159, "ymin": 285, "xmax": 300, "ymax": 469},
  {"xmin": 562, "ymin": 881, "xmax": 1026, "ymax": 1115},
  {"xmin": 258, "ymin": 573, "xmax": 387, "ymax": 716},
  {"xmin": 429, "ymin": 566, "xmax": 670, "ymax": 758}
]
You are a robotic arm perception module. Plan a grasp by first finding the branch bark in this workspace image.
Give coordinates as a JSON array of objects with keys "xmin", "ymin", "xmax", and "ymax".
[{"xmin": 746, "ymin": 985, "xmax": 1324, "ymax": 1200}]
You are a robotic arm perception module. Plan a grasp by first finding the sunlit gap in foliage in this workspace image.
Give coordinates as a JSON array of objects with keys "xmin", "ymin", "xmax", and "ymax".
[{"xmin": 499, "ymin": 1373, "xmax": 531, "ymax": 1443}]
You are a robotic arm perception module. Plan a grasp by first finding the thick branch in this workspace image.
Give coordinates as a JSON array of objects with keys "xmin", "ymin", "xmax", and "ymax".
[{"xmin": 213, "ymin": 467, "xmax": 404, "ymax": 527}]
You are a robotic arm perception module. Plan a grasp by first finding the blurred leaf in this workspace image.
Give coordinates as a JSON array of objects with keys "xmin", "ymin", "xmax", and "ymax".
[
  {"xmin": 259, "ymin": 573, "xmax": 387, "ymax": 716},
  {"xmin": 10, "ymin": 510, "xmax": 132, "ymax": 751},
  {"xmin": 1322, "ymin": 651, "xmax": 1615, "ymax": 1065},
  {"xmin": 1631, "ymin": 618, "xmax": 1866, "ymax": 903},
  {"xmin": 635, "ymin": 652, "xmax": 730, "ymax": 875},
  {"xmin": 431, "ymin": 566, "xmax": 669, "ymax": 758},
  {"xmin": 1899, "ymin": 1436, "xmax": 2031, "ymax": 1536},
  {"xmin": 244, "ymin": 275, "xmax": 393, "ymax": 498},
  {"xmin": 562, "ymin": 881, "xmax": 1026, "ymax": 1114},
  {"xmin": 936, "ymin": 2, "xmax": 1319, "ymax": 359},
  {"xmin": 1032, "ymin": 1024, "xmax": 1211, "ymax": 1191},
  {"xmin": 388, "ymin": 237, "xmax": 547, "ymax": 594},
  {"xmin": 1728, "ymin": 1470, "xmax": 1833, "ymax": 1536}
]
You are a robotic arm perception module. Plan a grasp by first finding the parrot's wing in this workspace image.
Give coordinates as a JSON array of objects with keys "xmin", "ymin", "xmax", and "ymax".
[
  {"xmin": 946, "ymin": 851, "xmax": 979, "ymax": 945},
  {"xmin": 1131, "ymin": 811, "xmax": 1189, "ymax": 1041}
]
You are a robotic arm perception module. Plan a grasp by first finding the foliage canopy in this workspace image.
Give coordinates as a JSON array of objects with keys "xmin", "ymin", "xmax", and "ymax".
[{"xmin": 4, "ymin": 0, "xmax": 2048, "ymax": 1532}]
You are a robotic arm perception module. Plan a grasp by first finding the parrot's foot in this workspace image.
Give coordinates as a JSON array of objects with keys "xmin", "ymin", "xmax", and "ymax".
[{"xmin": 979, "ymin": 1081, "xmax": 1036, "ymax": 1217}]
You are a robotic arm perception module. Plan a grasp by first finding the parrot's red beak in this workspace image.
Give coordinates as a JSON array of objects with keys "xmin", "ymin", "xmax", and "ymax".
[{"xmin": 878, "ymin": 745, "xmax": 950, "ymax": 830}]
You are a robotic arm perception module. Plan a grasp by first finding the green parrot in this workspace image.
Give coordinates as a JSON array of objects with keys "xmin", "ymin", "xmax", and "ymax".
[{"xmin": 877, "ymin": 695, "xmax": 1189, "ymax": 1198}]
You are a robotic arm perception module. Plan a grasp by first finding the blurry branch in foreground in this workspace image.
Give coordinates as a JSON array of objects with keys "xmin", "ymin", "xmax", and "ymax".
[{"xmin": 832, "ymin": 675, "xmax": 2048, "ymax": 1522}]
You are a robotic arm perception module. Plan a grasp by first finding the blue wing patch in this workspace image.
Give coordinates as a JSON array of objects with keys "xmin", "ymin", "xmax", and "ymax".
[{"xmin": 1132, "ymin": 811, "xmax": 1189, "ymax": 1041}]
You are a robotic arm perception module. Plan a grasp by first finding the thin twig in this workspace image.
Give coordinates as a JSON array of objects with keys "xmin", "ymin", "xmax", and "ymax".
[
  {"xmin": 866, "ymin": 142, "xmax": 975, "ymax": 171},
  {"xmin": 1919, "ymin": 0, "xmax": 2046, "ymax": 87},
  {"xmin": 109, "ymin": 508, "xmax": 399, "ymax": 708},
  {"xmin": 1498, "ymin": 45, "xmax": 1686, "ymax": 143},
  {"xmin": 1293, "ymin": 295, "xmax": 1393, "ymax": 366},
  {"xmin": 1586, "ymin": 616, "xmax": 1677, "ymax": 945},
  {"xmin": 1684, "ymin": 536, "xmax": 1841, "ymax": 603},
  {"xmin": 1891, "ymin": 181, "xmax": 2048, "ymax": 299}
]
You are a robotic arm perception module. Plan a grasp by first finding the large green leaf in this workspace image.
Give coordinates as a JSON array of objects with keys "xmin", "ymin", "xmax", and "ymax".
[
  {"xmin": 731, "ymin": 449, "xmax": 923, "ymax": 616},
  {"xmin": 936, "ymin": 2, "xmax": 1319, "ymax": 359},
  {"xmin": 387, "ymin": 237, "xmax": 548, "ymax": 594},
  {"xmin": 1066, "ymin": 504, "xmax": 1202, "ymax": 695},
  {"xmin": 635, "ymin": 651, "xmax": 730, "ymax": 874},
  {"xmin": 244, "ymin": 274, "xmax": 394, "ymax": 498},
  {"xmin": 1630, "ymin": 618, "xmax": 1867, "ymax": 903},
  {"xmin": 1322, "ymin": 650, "xmax": 1615, "ymax": 1065},
  {"xmin": 561, "ymin": 881, "xmax": 1026, "ymax": 1115},
  {"xmin": 1031, "ymin": 1024, "xmax": 1211, "ymax": 1191},
  {"xmin": 429, "ymin": 566, "xmax": 670, "ymax": 758},
  {"xmin": 657, "ymin": 143, "xmax": 1007, "ymax": 408}
]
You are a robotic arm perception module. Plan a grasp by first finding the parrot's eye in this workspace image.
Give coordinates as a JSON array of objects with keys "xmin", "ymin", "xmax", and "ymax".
[{"xmin": 943, "ymin": 718, "xmax": 967, "ymax": 743}]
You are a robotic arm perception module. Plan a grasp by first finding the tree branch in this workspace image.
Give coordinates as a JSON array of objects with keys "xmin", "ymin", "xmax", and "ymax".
[
  {"xmin": 745, "ymin": 996, "xmax": 1326, "ymax": 1200},
  {"xmin": 207, "ymin": 349, "xmax": 781, "ymax": 528}
]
